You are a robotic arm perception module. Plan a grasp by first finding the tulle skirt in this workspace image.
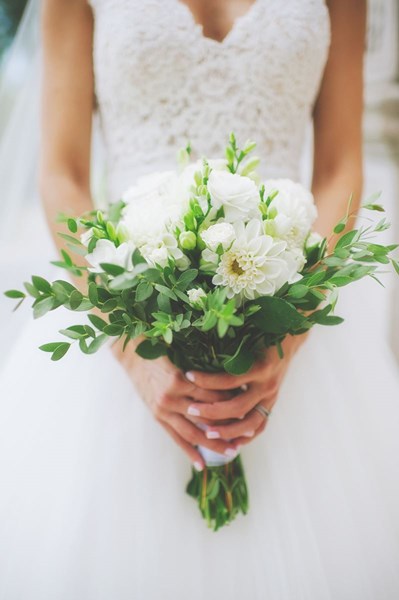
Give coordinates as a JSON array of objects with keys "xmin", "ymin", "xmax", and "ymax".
[{"xmin": 0, "ymin": 274, "xmax": 399, "ymax": 600}]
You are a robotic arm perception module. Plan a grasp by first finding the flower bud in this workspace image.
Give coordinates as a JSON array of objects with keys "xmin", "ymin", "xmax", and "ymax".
[{"xmin": 179, "ymin": 231, "xmax": 197, "ymax": 250}]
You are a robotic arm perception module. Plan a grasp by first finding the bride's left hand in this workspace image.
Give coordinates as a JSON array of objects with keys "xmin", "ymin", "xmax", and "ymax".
[{"xmin": 185, "ymin": 333, "xmax": 308, "ymax": 446}]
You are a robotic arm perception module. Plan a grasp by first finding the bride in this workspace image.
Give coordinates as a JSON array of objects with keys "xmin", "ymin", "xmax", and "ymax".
[{"xmin": 1, "ymin": 0, "xmax": 399, "ymax": 598}]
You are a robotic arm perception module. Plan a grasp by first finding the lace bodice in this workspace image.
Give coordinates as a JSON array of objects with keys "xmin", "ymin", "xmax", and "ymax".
[{"xmin": 89, "ymin": 0, "xmax": 330, "ymax": 201}]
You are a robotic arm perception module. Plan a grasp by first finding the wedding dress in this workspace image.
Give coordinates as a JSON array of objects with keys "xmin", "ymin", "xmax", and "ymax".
[{"xmin": 1, "ymin": 1, "xmax": 399, "ymax": 599}]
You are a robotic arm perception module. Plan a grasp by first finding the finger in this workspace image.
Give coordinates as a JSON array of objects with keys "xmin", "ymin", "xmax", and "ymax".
[
  {"xmin": 233, "ymin": 417, "xmax": 268, "ymax": 447},
  {"xmin": 184, "ymin": 369, "xmax": 253, "ymax": 391},
  {"xmin": 186, "ymin": 386, "xmax": 263, "ymax": 421},
  {"xmin": 167, "ymin": 414, "xmax": 239, "ymax": 458},
  {"xmin": 204, "ymin": 407, "xmax": 266, "ymax": 441},
  {"xmin": 174, "ymin": 375, "xmax": 233, "ymax": 403},
  {"xmin": 161, "ymin": 422, "xmax": 205, "ymax": 471}
]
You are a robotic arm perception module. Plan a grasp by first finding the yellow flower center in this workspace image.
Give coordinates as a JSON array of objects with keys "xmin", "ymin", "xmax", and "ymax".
[{"xmin": 230, "ymin": 258, "xmax": 244, "ymax": 276}]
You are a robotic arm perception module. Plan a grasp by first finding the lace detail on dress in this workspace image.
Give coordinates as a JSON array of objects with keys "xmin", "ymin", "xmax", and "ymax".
[{"xmin": 89, "ymin": 0, "xmax": 330, "ymax": 200}]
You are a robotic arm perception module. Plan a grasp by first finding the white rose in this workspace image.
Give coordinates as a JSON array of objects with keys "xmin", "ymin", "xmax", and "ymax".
[
  {"xmin": 263, "ymin": 179, "xmax": 317, "ymax": 250},
  {"xmin": 207, "ymin": 171, "xmax": 260, "ymax": 223},
  {"xmin": 187, "ymin": 287, "xmax": 207, "ymax": 307},
  {"xmin": 85, "ymin": 239, "xmax": 134, "ymax": 273},
  {"xmin": 200, "ymin": 222, "xmax": 235, "ymax": 252}
]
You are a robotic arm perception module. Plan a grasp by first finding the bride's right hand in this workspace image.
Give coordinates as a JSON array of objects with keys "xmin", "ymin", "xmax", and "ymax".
[{"xmin": 111, "ymin": 340, "xmax": 239, "ymax": 471}]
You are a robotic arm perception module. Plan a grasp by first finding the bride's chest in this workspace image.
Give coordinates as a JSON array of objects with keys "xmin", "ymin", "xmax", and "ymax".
[{"xmin": 90, "ymin": 0, "xmax": 330, "ymax": 103}]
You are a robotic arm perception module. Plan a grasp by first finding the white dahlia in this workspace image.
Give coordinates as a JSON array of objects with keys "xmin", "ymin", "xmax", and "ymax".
[
  {"xmin": 211, "ymin": 219, "xmax": 290, "ymax": 301},
  {"xmin": 263, "ymin": 179, "xmax": 317, "ymax": 250}
]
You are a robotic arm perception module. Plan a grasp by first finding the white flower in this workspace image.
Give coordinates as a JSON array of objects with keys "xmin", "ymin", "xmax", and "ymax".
[
  {"xmin": 274, "ymin": 248, "xmax": 305, "ymax": 291},
  {"xmin": 212, "ymin": 219, "xmax": 291, "ymax": 302},
  {"xmin": 263, "ymin": 179, "xmax": 317, "ymax": 250},
  {"xmin": 200, "ymin": 222, "xmax": 235, "ymax": 252},
  {"xmin": 187, "ymin": 287, "xmax": 207, "ymax": 307},
  {"xmin": 120, "ymin": 170, "xmax": 189, "ymax": 247},
  {"xmin": 85, "ymin": 239, "xmax": 134, "ymax": 273},
  {"xmin": 140, "ymin": 233, "xmax": 189, "ymax": 270},
  {"xmin": 207, "ymin": 171, "xmax": 260, "ymax": 223}
]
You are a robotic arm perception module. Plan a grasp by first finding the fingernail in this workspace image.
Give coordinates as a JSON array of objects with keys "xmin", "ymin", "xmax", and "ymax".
[
  {"xmin": 240, "ymin": 383, "xmax": 248, "ymax": 391},
  {"xmin": 224, "ymin": 448, "xmax": 238, "ymax": 458},
  {"xmin": 185, "ymin": 371, "xmax": 195, "ymax": 382},
  {"xmin": 193, "ymin": 461, "xmax": 204, "ymax": 472},
  {"xmin": 206, "ymin": 430, "xmax": 220, "ymax": 439},
  {"xmin": 187, "ymin": 405, "xmax": 200, "ymax": 417},
  {"xmin": 244, "ymin": 430, "xmax": 255, "ymax": 438}
]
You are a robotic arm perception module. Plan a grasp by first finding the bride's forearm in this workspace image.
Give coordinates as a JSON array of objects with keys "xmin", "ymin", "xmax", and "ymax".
[
  {"xmin": 311, "ymin": 161, "xmax": 363, "ymax": 246},
  {"xmin": 40, "ymin": 172, "xmax": 93, "ymax": 292}
]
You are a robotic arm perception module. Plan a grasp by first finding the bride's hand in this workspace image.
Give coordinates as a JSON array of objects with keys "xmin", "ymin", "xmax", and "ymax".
[
  {"xmin": 111, "ymin": 340, "xmax": 238, "ymax": 470},
  {"xmin": 183, "ymin": 334, "xmax": 309, "ymax": 446}
]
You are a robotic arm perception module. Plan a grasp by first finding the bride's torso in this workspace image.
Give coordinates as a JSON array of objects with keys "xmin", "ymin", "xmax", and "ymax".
[{"xmin": 89, "ymin": 0, "xmax": 330, "ymax": 200}]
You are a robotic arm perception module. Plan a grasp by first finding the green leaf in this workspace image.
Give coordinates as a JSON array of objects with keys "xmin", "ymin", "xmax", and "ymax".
[
  {"xmin": 51, "ymin": 342, "xmax": 71, "ymax": 361},
  {"xmin": 177, "ymin": 269, "xmax": 198, "ymax": 289},
  {"xmin": 217, "ymin": 318, "xmax": 229, "ymax": 338},
  {"xmin": 24, "ymin": 281, "xmax": 40, "ymax": 298},
  {"xmin": 333, "ymin": 222, "xmax": 346, "ymax": 234},
  {"xmin": 59, "ymin": 326, "xmax": 86, "ymax": 340},
  {"xmin": 101, "ymin": 298, "xmax": 118, "ymax": 313},
  {"xmin": 88, "ymin": 282, "xmax": 99, "ymax": 305},
  {"xmin": 4, "ymin": 289, "xmax": 25, "ymax": 299},
  {"xmin": 391, "ymin": 259, "xmax": 399, "ymax": 276},
  {"xmin": 61, "ymin": 249, "xmax": 73, "ymax": 266},
  {"xmin": 58, "ymin": 232, "xmax": 83, "ymax": 246},
  {"xmin": 99, "ymin": 262, "xmax": 125, "ymax": 276},
  {"xmin": 103, "ymin": 323, "xmax": 125, "ymax": 336},
  {"xmin": 33, "ymin": 296, "xmax": 55, "ymax": 319},
  {"xmin": 40, "ymin": 342, "xmax": 65, "ymax": 353},
  {"xmin": 329, "ymin": 276, "xmax": 353, "ymax": 287},
  {"xmin": 67, "ymin": 218, "xmax": 78, "ymax": 233},
  {"xmin": 87, "ymin": 334, "xmax": 109, "ymax": 354},
  {"xmin": 52, "ymin": 282, "xmax": 69, "ymax": 303},
  {"xmin": 69, "ymin": 290, "xmax": 83, "ymax": 310},
  {"xmin": 154, "ymin": 284, "xmax": 178, "ymax": 301},
  {"xmin": 136, "ymin": 281, "xmax": 153, "ymax": 302},
  {"xmin": 224, "ymin": 342, "xmax": 255, "ymax": 375},
  {"xmin": 135, "ymin": 340, "xmax": 167, "ymax": 360},
  {"xmin": 251, "ymin": 296, "xmax": 306, "ymax": 334},
  {"xmin": 335, "ymin": 229, "xmax": 358, "ymax": 250},
  {"xmin": 287, "ymin": 284, "xmax": 309, "ymax": 299},
  {"xmin": 88, "ymin": 314, "xmax": 108, "ymax": 331},
  {"xmin": 32, "ymin": 276, "xmax": 52, "ymax": 295}
]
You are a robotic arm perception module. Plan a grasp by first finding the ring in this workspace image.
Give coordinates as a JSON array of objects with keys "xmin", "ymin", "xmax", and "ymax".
[{"xmin": 255, "ymin": 404, "xmax": 271, "ymax": 420}]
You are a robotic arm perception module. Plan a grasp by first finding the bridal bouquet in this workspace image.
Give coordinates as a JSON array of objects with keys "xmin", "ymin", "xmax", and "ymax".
[{"xmin": 6, "ymin": 134, "xmax": 399, "ymax": 530}]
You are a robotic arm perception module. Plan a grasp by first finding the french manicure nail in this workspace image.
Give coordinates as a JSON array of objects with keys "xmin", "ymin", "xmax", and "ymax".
[
  {"xmin": 206, "ymin": 430, "xmax": 220, "ymax": 439},
  {"xmin": 193, "ymin": 461, "xmax": 204, "ymax": 472},
  {"xmin": 185, "ymin": 371, "xmax": 195, "ymax": 382},
  {"xmin": 244, "ymin": 430, "xmax": 255, "ymax": 438},
  {"xmin": 224, "ymin": 448, "xmax": 238, "ymax": 459},
  {"xmin": 187, "ymin": 405, "xmax": 201, "ymax": 417}
]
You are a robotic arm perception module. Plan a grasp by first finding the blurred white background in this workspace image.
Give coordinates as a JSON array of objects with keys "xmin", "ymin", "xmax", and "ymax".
[{"xmin": 0, "ymin": 0, "xmax": 398, "ymax": 367}]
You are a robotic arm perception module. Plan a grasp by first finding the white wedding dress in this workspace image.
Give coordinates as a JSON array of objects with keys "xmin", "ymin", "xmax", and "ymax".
[{"xmin": 1, "ymin": 1, "xmax": 399, "ymax": 599}]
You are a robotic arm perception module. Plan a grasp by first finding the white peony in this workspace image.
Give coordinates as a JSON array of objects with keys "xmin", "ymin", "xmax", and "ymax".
[
  {"xmin": 263, "ymin": 179, "xmax": 317, "ymax": 250},
  {"xmin": 85, "ymin": 239, "xmax": 134, "ymax": 273},
  {"xmin": 120, "ymin": 170, "xmax": 189, "ymax": 248},
  {"xmin": 200, "ymin": 222, "xmax": 235, "ymax": 252},
  {"xmin": 207, "ymin": 171, "xmax": 260, "ymax": 223},
  {"xmin": 140, "ymin": 233, "xmax": 189, "ymax": 270},
  {"xmin": 211, "ymin": 219, "xmax": 292, "ymax": 302},
  {"xmin": 187, "ymin": 287, "xmax": 207, "ymax": 307}
]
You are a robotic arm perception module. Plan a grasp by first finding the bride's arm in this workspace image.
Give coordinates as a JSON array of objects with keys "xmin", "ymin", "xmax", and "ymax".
[
  {"xmin": 185, "ymin": 0, "xmax": 367, "ymax": 445},
  {"xmin": 40, "ymin": 0, "xmax": 94, "ymax": 249},
  {"xmin": 40, "ymin": 0, "xmax": 236, "ymax": 470}
]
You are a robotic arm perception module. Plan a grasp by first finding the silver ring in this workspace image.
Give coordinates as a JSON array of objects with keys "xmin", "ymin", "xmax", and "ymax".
[{"xmin": 255, "ymin": 404, "xmax": 271, "ymax": 420}]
